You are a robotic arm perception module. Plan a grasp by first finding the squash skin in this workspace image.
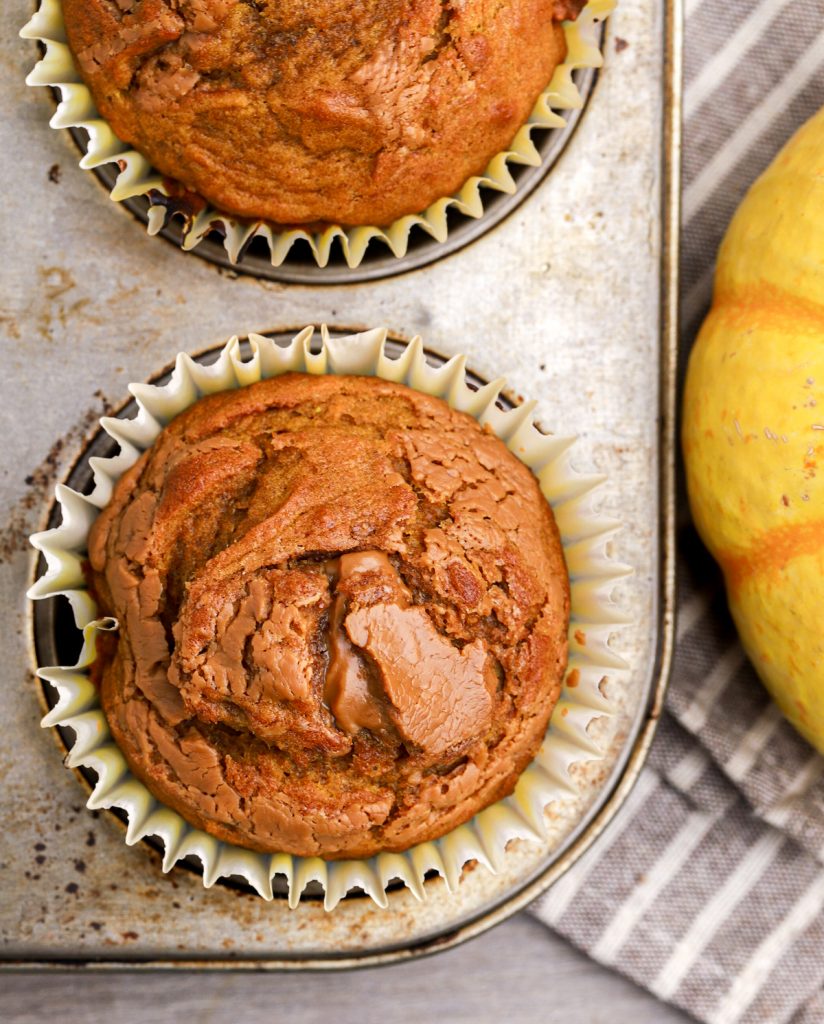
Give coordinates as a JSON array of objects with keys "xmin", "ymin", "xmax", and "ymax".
[{"xmin": 683, "ymin": 107, "xmax": 824, "ymax": 752}]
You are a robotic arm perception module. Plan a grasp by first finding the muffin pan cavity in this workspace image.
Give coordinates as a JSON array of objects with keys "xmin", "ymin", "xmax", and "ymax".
[
  {"xmin": 31, "ymin": 337, "xmax": 510, "ymax": 902},
  {"xmin": 23, "ymin": 0, "xmax": 608, "ymax": 282},
  {"xmin": 72, "ymin": 56, "xmax": 602, "ymax": 285},
  {"xmin": 30, "ymin": 328, "xmax": 624, "ymax": 909}
]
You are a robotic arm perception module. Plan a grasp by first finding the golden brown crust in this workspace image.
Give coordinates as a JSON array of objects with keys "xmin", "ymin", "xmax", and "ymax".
[
  {"xmin": 88, "ymin": 374, "xmax": 569, "ymax": 859},
  {"xmin": 62, "ymin": 0, "xmax": 581, "ymax": 226}
]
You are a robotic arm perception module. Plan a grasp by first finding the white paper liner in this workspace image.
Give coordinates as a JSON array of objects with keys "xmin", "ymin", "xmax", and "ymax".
[
  {"xmin": 29, "ymin": 327, "xmax": 630, "ymax": 909},
  {"xmin": 21, "ymin": 0, "xmax": 614, "ymax": 269}
]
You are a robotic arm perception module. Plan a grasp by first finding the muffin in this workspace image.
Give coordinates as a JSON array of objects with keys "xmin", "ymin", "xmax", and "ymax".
[
  {"xmin": 87, "ymin": 372, "xmax": 570, "ymax": 859},
  {"xmin": 62, "ymin": 0, "xmax": 587, "ymax": 227}
]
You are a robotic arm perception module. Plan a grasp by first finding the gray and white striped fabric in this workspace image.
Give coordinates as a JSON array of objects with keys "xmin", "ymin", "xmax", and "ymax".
[{"xmin": 529, "ymin": 3, "xmax": 824, "ymax": 1022}]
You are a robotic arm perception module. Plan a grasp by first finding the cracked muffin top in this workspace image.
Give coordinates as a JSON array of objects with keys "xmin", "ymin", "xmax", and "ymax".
[
  {"xmin": 88, "ymin": 373, "xmax": 569, "ymax": 859},
  {"xmin": 62, "ymin": 0, "xmax": 586, "ymax": 227}
]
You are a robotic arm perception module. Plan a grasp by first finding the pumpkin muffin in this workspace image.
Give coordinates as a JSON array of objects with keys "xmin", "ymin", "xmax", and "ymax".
[
  {"xmin": 87, "ymin": 373, "xmax": 569, "ymax": 859},
  {"xmin": 62, "ymin": 0, "xmax": 587, "ymax": 227}
]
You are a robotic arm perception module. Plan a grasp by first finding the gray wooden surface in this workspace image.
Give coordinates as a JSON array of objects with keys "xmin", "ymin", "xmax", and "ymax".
[{"xmin": 2, "ymin": 915, "xmax": 693, "ymax": 1023}]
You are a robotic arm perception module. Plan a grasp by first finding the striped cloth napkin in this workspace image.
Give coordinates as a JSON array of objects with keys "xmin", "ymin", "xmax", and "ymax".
[{"xmin": 529, "ymin": 2, "xmax": 824, "ymax": 1022}]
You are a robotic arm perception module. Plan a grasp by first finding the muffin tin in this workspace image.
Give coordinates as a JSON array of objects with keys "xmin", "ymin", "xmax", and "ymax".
[{"xmin": 2, "ymin": 0, "xmax": 681, "ymax": 968}]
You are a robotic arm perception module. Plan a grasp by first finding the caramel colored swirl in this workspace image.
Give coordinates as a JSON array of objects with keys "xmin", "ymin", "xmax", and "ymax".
[{"xmin": 88, "ymin": 374, "xmax": 569, "ymax": 858}]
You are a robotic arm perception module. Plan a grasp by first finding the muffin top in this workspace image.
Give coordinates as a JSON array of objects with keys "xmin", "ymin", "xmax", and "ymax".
[
  {"xmin": 88, "ymin": 373, "xmax": 569, "ymax": 859},
  {"xmin": 63, "ymin": 0, "xmax": 586, "ymax": 227}
]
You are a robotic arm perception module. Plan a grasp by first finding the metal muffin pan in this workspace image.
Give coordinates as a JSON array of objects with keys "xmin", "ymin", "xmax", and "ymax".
[{"xmin": 1, "ymin": 0, "xmax": 679, "ymax": 968}]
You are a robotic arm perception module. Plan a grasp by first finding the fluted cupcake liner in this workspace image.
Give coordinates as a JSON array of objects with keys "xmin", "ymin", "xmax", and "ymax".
[
  {"xmin": 21, "ymin": 0, "xmax": 613, "ymax": 270},
  {"xmin": 29, "ymin": 327, "xmax": 630, "ymax": 908}
]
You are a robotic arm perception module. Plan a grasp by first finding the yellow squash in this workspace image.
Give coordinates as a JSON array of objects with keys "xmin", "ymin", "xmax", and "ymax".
[{"xmin": 683, "ymin": 107, "xmax": 824, "ymax": 752}]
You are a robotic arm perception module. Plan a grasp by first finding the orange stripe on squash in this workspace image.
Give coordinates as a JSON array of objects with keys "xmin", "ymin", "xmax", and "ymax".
[
  {"xmin": 718, "ymin": 519, "xmax": 824, "ymax": 593},
  {"xmin": 711, "ymin": 281, "xmax": 824, "ymax": 332}
]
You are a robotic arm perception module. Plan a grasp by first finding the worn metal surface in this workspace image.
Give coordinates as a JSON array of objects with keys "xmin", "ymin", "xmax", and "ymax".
[{"xmin": 0, "ymin": 0, "xmax": 677, "ymax": 966}]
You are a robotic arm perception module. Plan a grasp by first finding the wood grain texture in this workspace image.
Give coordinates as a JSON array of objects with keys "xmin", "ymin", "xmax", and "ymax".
[{"xmin": 1, "ymin": 915, "xmax": 693, "ymax": 1024}]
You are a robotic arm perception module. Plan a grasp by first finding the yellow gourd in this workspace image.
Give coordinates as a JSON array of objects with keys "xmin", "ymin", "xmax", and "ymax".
[{"xmin": 683, "ymin": 107, "xmax": 824, "ymax": 752}]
